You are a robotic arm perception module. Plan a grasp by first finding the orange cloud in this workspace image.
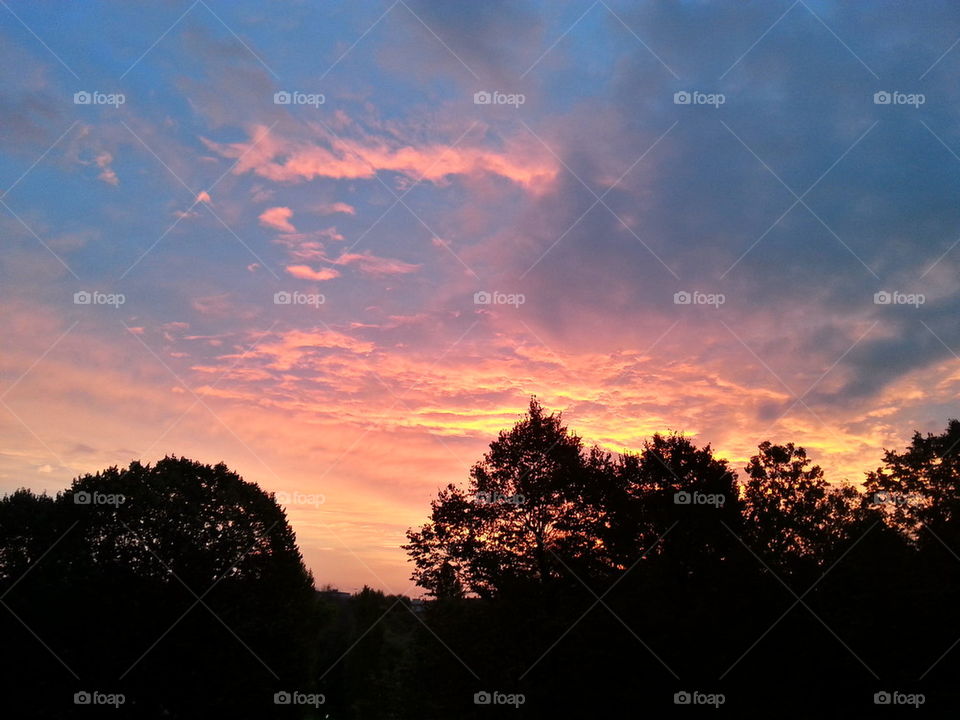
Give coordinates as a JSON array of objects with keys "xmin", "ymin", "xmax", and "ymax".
[{"xmin": 259, "ymin": 206, "xmax": 296, "ymax": 233}]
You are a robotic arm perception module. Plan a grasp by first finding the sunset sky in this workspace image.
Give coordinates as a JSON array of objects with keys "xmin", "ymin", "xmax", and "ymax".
[{"xmin": 3, "ymin": 1, "xmax": 960, "ymax": 592}]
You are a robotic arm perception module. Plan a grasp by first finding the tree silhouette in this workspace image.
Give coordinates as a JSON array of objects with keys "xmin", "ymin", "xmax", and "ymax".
[
  {"xmin": 0, "ymin": 457, "xmax": 318, "ymax": 718},
  {"xmin": 865, "ymin": 419, "xmax": 960, "ymax": 547},
  {"xmin": 8, "ymin": 410, "xmax": 960, "ymax": 716},
  {"xmin": 405, "ymin": 398, "xmax": 590, "ymax": 598},
  {"xmin": 742, "ymin": 441, "xmax": 860, "ymax": 574}
]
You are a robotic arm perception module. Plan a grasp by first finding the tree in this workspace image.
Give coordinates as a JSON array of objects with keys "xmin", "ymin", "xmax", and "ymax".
[
  {"xmin": 405, "ymin": 398, "xmax": 591, "ymax": 598},
  {"xmin": 404, "ymin": 400, "xmax": 744, "ymax": 597},
  {"xmin": 865, "ymin": 419, "xmax": 960, "ymax": 547},
  {"xmin": 624, "ymin": 431, "xmax": 743, "ymax": 565},
  {"xmin": 0, "ymin": 456, "xmax": 319, "ymax": 717},
  {"xmin": 0, "ymin": 488, "xmax": 55, "ymax": 584},
  {"xmin": 404, "ymin": 403, "xmax": 751, "ymax": 714},
  {"xmin": 742, "ymin": 441, "xmax": 860, "ymax": 573}
]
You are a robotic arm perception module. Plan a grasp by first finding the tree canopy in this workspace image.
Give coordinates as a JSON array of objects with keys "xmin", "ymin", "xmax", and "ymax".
[{"xmin": 0, "ymin": 456, "xmax": 318, "ymax": 718}]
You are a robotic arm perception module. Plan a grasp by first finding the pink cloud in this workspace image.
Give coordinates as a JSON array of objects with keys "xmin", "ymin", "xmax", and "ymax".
[
  {"xmin": 314, "ymin": 202, "xmax": 356, "ymax": 216},
  {"xmin": 331, "ymin": 252, "xmax": 420, "ymax": 276},
  {"xmin": 273, "ymin": 227, "xmax": 345, "ymax": 262},
  {"xmin": 259, "ymin": 206, "xmax": 296, "ymax": 233},
  {"xmin": 205, "ymin": 124, "xmax": 558, "ymax": 191},
  {"xmin": 286, "ymin": 264, "xmax": 340, "ymax": 281},
  {"xmin": 95, "ymin": 152, "xmax": 118, "ymax": 186}
]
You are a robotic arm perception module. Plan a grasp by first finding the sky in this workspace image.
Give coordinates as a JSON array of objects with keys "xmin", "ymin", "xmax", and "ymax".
[{"xmin": 2, "ymin": 0, "xmax": 960, "ymax": 593}]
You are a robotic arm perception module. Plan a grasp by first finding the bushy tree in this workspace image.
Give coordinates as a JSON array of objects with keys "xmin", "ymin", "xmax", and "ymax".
[
  {"xmin": 405, "ymin": 398, "xmax": 590, "ymax": 597},
  {"xmin": 865, "ymin": 419, "xmax": 960, "ymax": 547},
  {"xmin": 404, "ymin": 401, "xmax": 743, "ymax": 594},
  {"xmin": 743, "ymin": 441, "xmax": 860, "ymax": 572},
  {"xmin": 0, "ymin": 457, "xmax": 319, "ymax": 717}
]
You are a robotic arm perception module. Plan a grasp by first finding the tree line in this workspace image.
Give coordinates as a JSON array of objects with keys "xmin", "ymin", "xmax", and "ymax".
[{"xmin": 2, "ymin": 400, "xmax": 960, "ymax": 716}]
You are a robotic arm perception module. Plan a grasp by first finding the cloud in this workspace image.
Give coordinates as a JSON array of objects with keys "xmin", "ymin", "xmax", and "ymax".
[
  {"xmin": 314, "ymin": 202, "xmax": 356, "ymax": 216},
  {"xmin": 330, "ymin": 252, "xmax": 420, "ymax": 276},
  {"xmin": 95, "ymin": 151, "xmax": 118, "ymax": 186},
  {"xmin": 285, "ymin": 264, "xmax": 340, "ymax": 281},
  {"xmin": 204, "ymin": 123, "xmax": 558, "ymax": 191},
  {"xmin": 238, "ymin": 328, "xmax": 376, "ymax": 370},
  {"xmin": 272, "ymin": 227, "xmax": 345, "ymax": 262},
  {"xmin": 9, "ymin": 0, "xmax": 960, "ymax": 593},
  {"xmin": 259, "ymin": 206, "xmax": 297, "ymax": 232}
]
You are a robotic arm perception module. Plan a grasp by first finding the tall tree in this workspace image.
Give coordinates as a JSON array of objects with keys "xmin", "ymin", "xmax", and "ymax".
[
  {"xmin": 742, "ymin": 441, "xmax": 860, "ymax": 573},
  {"xmin": 404, "ymin": 398, "xmax": 589, "ymax": 597},
  {"xmin": 865, "ymin": 419, "xmax": 960, "ymax": 547}
]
